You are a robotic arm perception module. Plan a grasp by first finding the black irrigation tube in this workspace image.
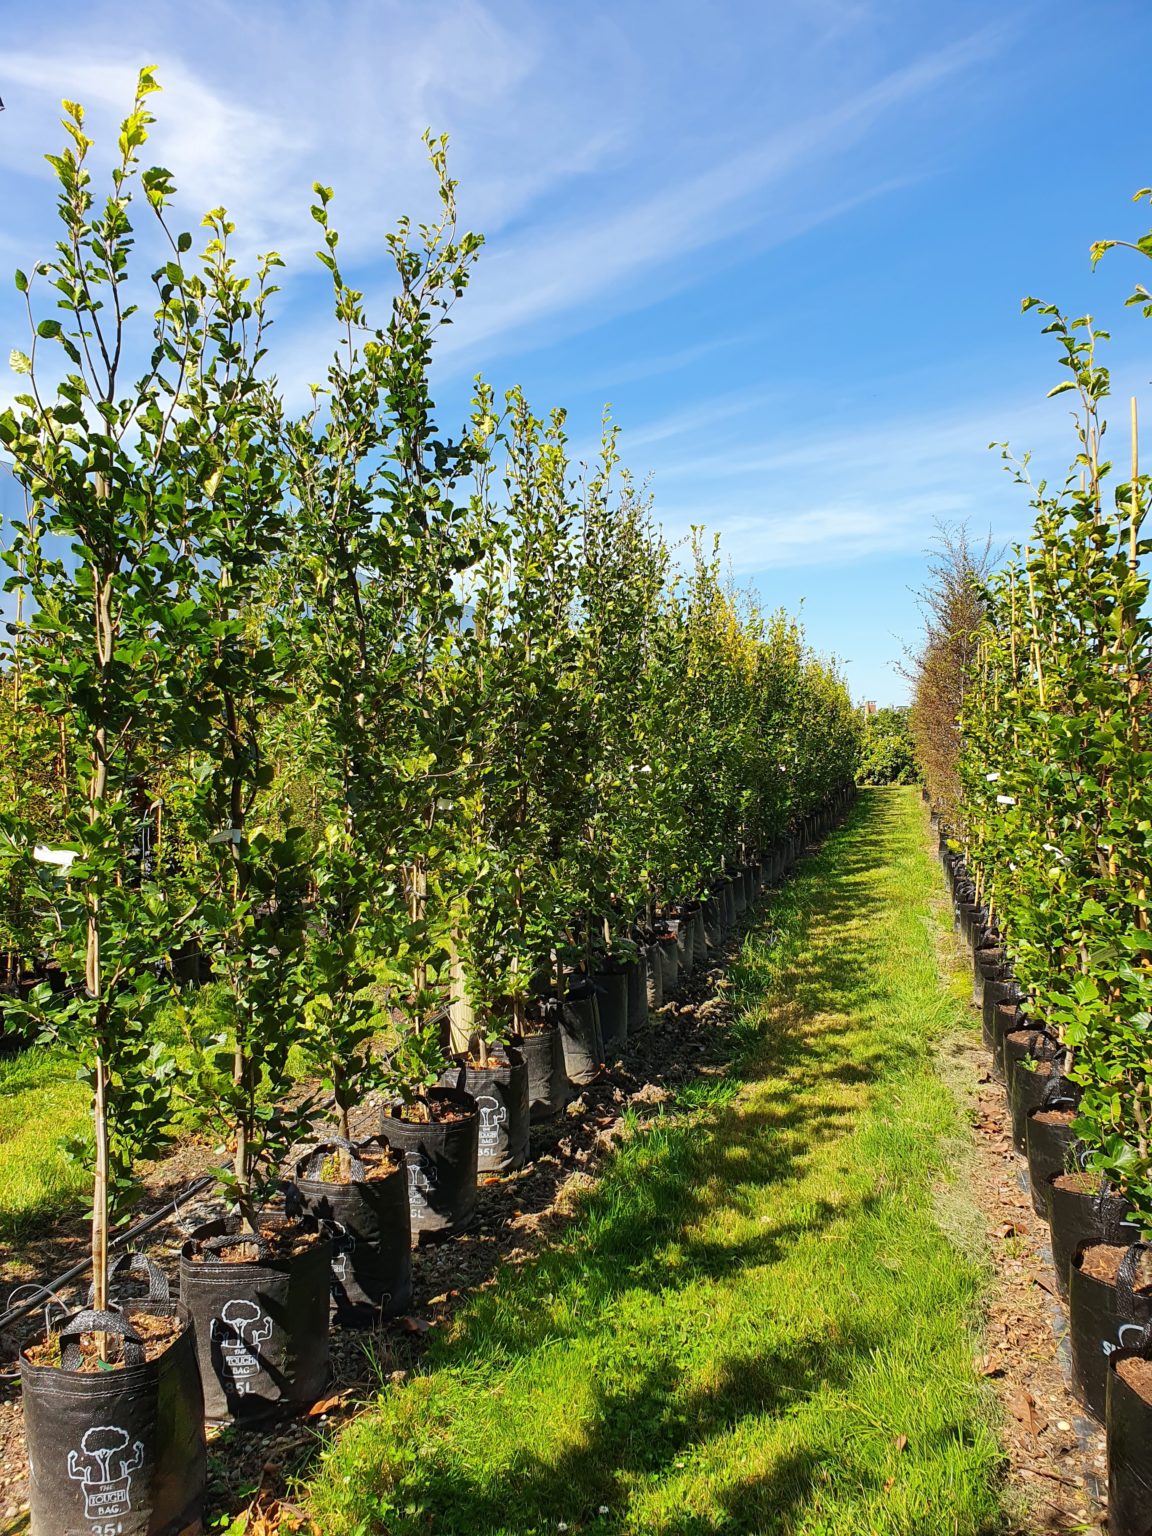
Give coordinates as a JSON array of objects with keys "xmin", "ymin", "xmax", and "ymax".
[{"xmin": 0, "ymin": 1171, "xmax": 217, "ymax": 1334}]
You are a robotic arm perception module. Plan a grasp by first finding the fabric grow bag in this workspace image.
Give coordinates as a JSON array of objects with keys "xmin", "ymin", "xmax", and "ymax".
[
  {"xmin": 1024, "ymin": 1105, "xmax": 1081, "ymax": 1220},
  {"xmin": 440, "ymin": 1045, "xmax": 530, "ymax": 1174},
  {"xmin": 645, "ymin": 945, "xmax": 664, "ymax": 1011},
  {"xmin": 179, "ymin": 1214, "xmax": 331, "ymax": 1424},
  {"xmin": 702, "ymin": 893, "xmax": 723, "ymax": 953},
  {"xmin": 691, "ymin": 906, "xmax": 707, "ymax": 967},
  {"xmin": 378, "ymin": 1087, "xmax": 479, "ymax": 1238},
  {"xmin": 654, "ymin": 929, "xmax": 679, "ymax": 999},
  {"xmin": 1048, "ymin": 1174, "xmax": 1139, "ymax": 1302},
  {"xmin": 1107, "ymin": 1342, "xmax": 1152, "ymax": 1536},
  {"xmin": 673, "ymin": 914, "xmax": 696, "ymax": 973},
  {"xmin": 592, "ymin": 967, "xmax": 629, "ymax": 1052},
  {"xmin": 293, "ymin": 1136, "xmax": 413, "ymax": 1325},
  {"xmin": 1069, "ymin": 1242, "xmax": 1152, "ymax": 1420},
  {"xmin": 558, "ymin": 982, "xmax": 604, "ymax": 1085},
  {"xmin": 22, "ymin": 1294, "xmax": 204, "ymax": 1536},
  {"xmin": 625, "ymin": 956, "xmax": 649, "ymax": 1034},
  {"xmin": 516, "ymin": 1024, "xmax": 571, "ymax": 1121}
]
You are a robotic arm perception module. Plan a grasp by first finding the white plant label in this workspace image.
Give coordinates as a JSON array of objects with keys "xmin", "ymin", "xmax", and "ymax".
[
  {"xmin": 67, "ymin": 1423, "xmax": 143, "ymax": 1533},
  {"xmin": 332, "ymin": 1232, "xmax": 357, "ymax": 1282},
  {"xmin": 210, "ymin": 1298, "xmax": 272, "ymax": 1394}
]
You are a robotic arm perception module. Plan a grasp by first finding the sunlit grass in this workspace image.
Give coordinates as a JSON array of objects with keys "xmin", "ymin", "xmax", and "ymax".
[
  {"xmin": 303, "ymin": 788, "xmax": 1006, "ymax": 1535},
  {"xmin": 0, "ymin": 1046, "xmax": 90, "ymax": 1241}
]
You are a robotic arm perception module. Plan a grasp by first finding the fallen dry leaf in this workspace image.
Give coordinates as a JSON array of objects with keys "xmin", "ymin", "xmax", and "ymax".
[
  {"xmin": 893, "ymin": 1434, "xmax": 908, "ymax": 1452},
  {"xmin": 400, "ymin": 1315, "xmax": 432, "ymax": 1334}
]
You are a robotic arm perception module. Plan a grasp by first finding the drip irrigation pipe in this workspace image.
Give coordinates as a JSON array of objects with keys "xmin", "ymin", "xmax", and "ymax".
[{"xmin": 0, "ymin": 1172, "xmax": 217, "ymax": 1334}]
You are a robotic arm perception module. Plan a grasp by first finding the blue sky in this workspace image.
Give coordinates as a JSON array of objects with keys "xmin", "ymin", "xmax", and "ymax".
[{"xmin": 2, "ymin": 0, "xmax": 1151, "ymax": 702}]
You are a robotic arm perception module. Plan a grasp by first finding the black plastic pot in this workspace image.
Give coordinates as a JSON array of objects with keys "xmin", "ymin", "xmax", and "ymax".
[
  {"xmin": 22, "ymin": 1267, "xmax": 204, "ymax": 1536},
  {"xmin": 721, "ymin": 879, "xmax": 737, "ymax": 934},
  {"xmin": 625, "ymin": 956, "xmax": 649, "ymax": 1034},
  {"xmin": 180, "ymin": 1213, "xmax": 331, "ymax": 1425},
  {"xmin": 1048, "ymin": 1174, "xmax": 1140, "ymax": 1302},
  {"xmin": 559, "ymin": 981, "xmax": 604, "ymax": 1085},
  {"xmin": 1069, "ymin": 1242, "xmax": 1152, "ymax": 1419},
  {"xmin": 1024, "ymin": 1105, "xmax": 1081, "ymax": 1220},
  {"xmin": 1107, "ymin": 1341, "xmax": 1152, "ymax": 1536},
  {"xmin": 731, "ymin": 869, "xmax": 749, "ymax": 917},
  {"xmin": 378, "ymin": 1087, "xmax": 479, "ymax": 1238},
  {"xmin": 441, "ymin": 1045, "xmax": 530, "ymax": 1174},
  {"xmin": 293, "ymin": 1136, "xmax": 413, "ymax": 1326},
  {"xmin": 592, "ymin": 967, "xmax": 629, "ymax": 1052},
  {"xmin": 516, "ymin": 1024, "xmax": 571, "ymax": 1121}
]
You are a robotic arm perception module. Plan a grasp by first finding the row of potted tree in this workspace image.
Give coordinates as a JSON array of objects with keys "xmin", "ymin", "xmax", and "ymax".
[
  {"xmin": 930, "ymin": 191, "xmax": 1152, "ymax": 1534},
  {"xmin": 0, "ymin": 76, "xmax": 860, "ymax": 1535}
]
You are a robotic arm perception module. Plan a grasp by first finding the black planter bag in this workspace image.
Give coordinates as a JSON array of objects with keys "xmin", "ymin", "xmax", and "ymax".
[
  {"xmin": 691, "ymin": 906, "xmax": 708, "ymax": 967},
  {"xmin": 378, "ymin": 1087, "xmax": 479, "ymax": 1238},
  {"xmin": 1048, "ymin": 1174, "xmax": 1139, "ymax": 1302},
  {"xmin": 22, "ymin": 1273, "xmax": 204, "ymax": 1536},
  {"xmin": 982, "ymin": 982, "xmax": 1019, "ymax": 1058},
  {"xmin": 440, "ymin": 1045, "xmax": 530, "ymax": 1174},
  {"xmin": 1010, "ymin": 1062, "xmax": 1079, "ymax": 1155},
  {"xmin": 625, "ymin": 956, "xmax": 649, "ymax": 1034},
  {"xmin": 592, "ymin": 967, "xmax": 629, "ymax": 1052},
  {"xmin": 1069, "ymin": 1242, "xmax": 1152, "ymax": 1420},
  {"xmin": 645, "ymin": 945, "xmax": 664, "ymax": 1010},
  {"xmin": 654, "ymin": 930, "xmax": 679, "ymax": 999},
  {"xmin": 559, "ymin": 981, "xmax": 605, "ymax": 1084},
  {"xmin": 721, "ymin": 880, "xmax": 737, "ymax": 934},
  {"xmin": 971, "ymin": 947, "xmax": 1004, "ymax": 1009},
  {"xmin": 179, "ymin": 1214, "xmax": 332, "ymax": 1424},
  {"xmin": 1024, "ymin": 1102, "xmax": 1081, "ymax": 1220},
  {"xmin": 1004, "ymin": 1034, "xmax": 1061, "ymax": 1150},
  {"xmin": 516, "ymin": 1023, "xmax": 571, "ymax": 1121},
  {"xmin": 702, "ymin": 894, "xmax": 723, "ymax": 953},
  {"xmin": 990, "ymin": 1000, "xmax": 1025, "ymax": 1079},
  {"xmin": 672, "ymin": 914, "xmax": 696, "ymax": 972},
  {"xmin": 731, "ymin": 868, "xmax": 749, "ymax": 917},
  {"xmin": 1107, "ymin": 1337, "xmax": 1152, "ymax": 1536},
  {"xmin": 292, "ymin": 1136, "xmax": 413, "ymax": 1326}
]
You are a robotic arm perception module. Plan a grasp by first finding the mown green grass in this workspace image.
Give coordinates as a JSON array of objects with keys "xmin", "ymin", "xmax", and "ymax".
[
  {"xmin": 303, "ymin": 788, "xmax": 1006, "ymax": 1536},
  {"xmin": 0, "ymin": 1046, "xmax": 90, "ymax": 1241}
]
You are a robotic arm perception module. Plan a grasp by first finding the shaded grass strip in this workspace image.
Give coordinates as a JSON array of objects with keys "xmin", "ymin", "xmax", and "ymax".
[{"xmin": 305, "ymin": 787, "xmax": 1004, "ymax": 1536}]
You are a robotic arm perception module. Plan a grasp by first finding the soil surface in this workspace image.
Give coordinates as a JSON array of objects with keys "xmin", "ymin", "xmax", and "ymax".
[
  {"xmin": 1030, "ymin": 1108, "xmax": 1076, "ymax": 1128},
  {"xmin": 23, "ymin": 1309, "xmax": 185, "ymax": 1371},
  {"xmin": 934, "ymin": 876, "xmax": 1109, "ymax": 1533},
  {"xmin": 0, "ymin": 911, "xmax": 757, "ymax": 1533},
  {"xmin": 1115, "ymin": 1353, "xmax": 1152, "ymax": 1403},
  {"xmin": 1076, "ymin": 1242, "xmax": 1152, "ymax": 1293}
]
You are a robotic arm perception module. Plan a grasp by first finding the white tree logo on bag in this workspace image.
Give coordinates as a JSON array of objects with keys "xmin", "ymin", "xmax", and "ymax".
[
  {"xmin": 405, "ymin": 1149, "xmax": 437, "ymax": 1216},
  {"xmin": 477, "ymin": 1094, "xmax": 507, "ymax": 1150},
  {"xmin": 211, "ymin": 1298, "xmax": 272, "ymax": 1393},
  {"xmin": 67, "ymin": 1423, "xmax": 143, "ymax": 1531}
]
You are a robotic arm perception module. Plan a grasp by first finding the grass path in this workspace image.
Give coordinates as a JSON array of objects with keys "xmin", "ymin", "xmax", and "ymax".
[{"xmin": 304, "ymin": 788, "xmax": 1005, "ymax": 1536}]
